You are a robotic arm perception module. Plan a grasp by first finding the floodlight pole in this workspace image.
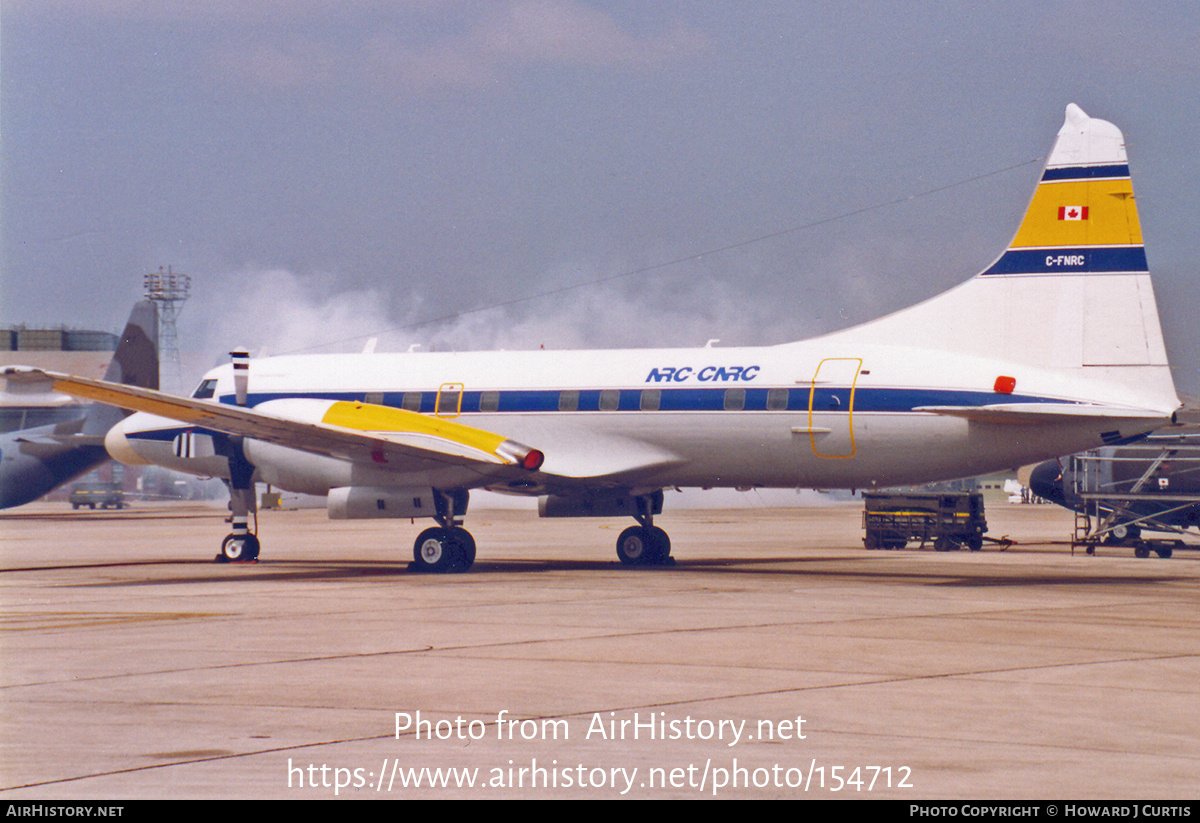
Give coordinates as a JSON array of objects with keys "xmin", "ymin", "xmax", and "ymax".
[{"xmin": 143, "ymin": 266, "xmax": 191, "ymax": 393}]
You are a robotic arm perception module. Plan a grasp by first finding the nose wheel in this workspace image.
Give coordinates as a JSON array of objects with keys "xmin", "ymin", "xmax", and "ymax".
[{"xmin": 218, "ymin": 532, "xmax": 260, "ymax": 562}]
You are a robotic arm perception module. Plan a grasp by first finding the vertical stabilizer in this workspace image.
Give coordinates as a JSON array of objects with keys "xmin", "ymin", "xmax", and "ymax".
[
  {"xmin": 82, "ymin": 301, "xmax": 159, "ymax": 435},
  {"xmin": 983, "ymin": 103, "xmax": 1145, "ymax": 279},
  {"xmin": 820, "ymin": 104, "xmax": 1177, "ymax": 414}
]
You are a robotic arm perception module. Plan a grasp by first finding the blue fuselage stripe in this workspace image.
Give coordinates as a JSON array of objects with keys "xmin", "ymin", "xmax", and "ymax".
[{"xmin": 221, "ymin": 387, "xmax": 1069, "ymax": 416}]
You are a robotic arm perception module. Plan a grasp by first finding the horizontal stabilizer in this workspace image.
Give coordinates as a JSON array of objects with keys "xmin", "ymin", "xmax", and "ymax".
[{"xmin": 12, "ymin": 433, "xmax": 107, "ymax": 457}]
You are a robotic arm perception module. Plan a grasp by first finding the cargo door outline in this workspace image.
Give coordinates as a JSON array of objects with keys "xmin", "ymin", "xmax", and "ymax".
[{"xmin": 808, "ymin": 358, "xmax": 862, "ymax": 458}]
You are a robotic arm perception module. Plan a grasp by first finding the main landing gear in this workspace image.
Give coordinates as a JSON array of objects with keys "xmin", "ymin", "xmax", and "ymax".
[
  {"xmin": 410, "ymin": 489, "xmax": 476, "ymax": 573},
  {"xmin": 412, "ymin": 527, "xmax": 476, "ymax": 573},
  {"xmin": 616, "ymin": 493, "xmax": 674, "ymax": 567}
]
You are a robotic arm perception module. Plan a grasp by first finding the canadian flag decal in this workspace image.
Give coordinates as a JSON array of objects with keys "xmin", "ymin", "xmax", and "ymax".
[{"xmin": 1058, "ymin": 205, "xmax": 1089, "ymax": 220}]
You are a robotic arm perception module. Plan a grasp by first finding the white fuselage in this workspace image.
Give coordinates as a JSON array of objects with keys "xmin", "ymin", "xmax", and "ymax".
[{"xmin": 111, "ymin": 335, "xmax": 1170, "ymax": 497}]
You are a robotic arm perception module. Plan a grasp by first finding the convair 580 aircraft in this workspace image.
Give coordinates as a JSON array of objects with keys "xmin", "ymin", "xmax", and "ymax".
[{"xmin": 6, "ymin": 105, "xmax": 1181, "ymax": 571}]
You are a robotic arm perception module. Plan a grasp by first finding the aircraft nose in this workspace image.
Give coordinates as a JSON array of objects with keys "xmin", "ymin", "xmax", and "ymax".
[
  {"xmin": 104, "ymin": 418, "xmax": 151, "ymax": 466},
  {"xmin": 1028, "ymin": 460, "xmax": 1066, "ymax": 505}
]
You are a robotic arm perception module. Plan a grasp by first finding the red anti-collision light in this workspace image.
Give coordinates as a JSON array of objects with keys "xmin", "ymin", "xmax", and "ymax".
[
  {"xmin": 994, "ymin": 375, "xmax": 1016, "ymax": 394},
  {"xmin": 523, "ymin": 450, "xmax": 545, "ymax": 471}
]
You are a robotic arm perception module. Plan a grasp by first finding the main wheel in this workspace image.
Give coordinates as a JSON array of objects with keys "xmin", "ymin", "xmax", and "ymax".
[
  {"xmin": 648, "ymin": 526, "xmax": 671, "ymax": 564},
  {"xmin": 616, "ymin": 526, "xmax": 669, "ymax": 566},
  {"xmin": 616, "ymin": 526, "xmax": 652, "ymax": 566},
  {"xmin": 451, "ymin": 527, "xmax": 476, "ymax": 571},
  {"xmin": 412, "ymin": 527, "xmax": 464, "ymax": 573},
  {"xmin": 220, "ymin": 533, "xmax": 260, "ymax": 562}
]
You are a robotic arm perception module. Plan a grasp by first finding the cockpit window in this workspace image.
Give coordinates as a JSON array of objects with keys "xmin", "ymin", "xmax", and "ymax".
[{"xmin": 192, "ymin": 379, "xmax": 218, "ymax": 399}]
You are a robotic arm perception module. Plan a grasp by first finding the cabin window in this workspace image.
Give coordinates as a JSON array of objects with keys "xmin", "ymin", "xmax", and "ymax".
[
  {"xmin": 767, "ymin": 388, "xmax": 788, "ymax": 411},
  {"xmin": 724, "ymin": 388, "xmax": 746, "ymax": 411},
  {"xmin": 401, "ymin": 392, "xmax": 422, "ymax": 412},
  {"xmin": 558, "ymin": 390, "xmax": 579, "ymax": 412},
  {"xmin": 363, "ymin": 392, "xmax": 384, "ymax": 405},
  {"xmin": 599, "ymin": 389, "xmax": 620, "ymax": 411},
  {"xmin": 640, "ymin": 389, "xmax": 661, "ymax": 411},
  {"xmin": 479, "ymin": 391, "xmax": 500, "ymax": 413}
]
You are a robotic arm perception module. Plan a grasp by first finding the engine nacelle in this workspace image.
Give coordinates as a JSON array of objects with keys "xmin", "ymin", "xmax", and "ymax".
[{"xmin": 327, "ymin": 486, "xmax": 436, "ymax": 520}]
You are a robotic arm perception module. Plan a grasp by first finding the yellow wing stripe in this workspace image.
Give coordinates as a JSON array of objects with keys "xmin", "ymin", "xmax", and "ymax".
[
  {"xmin": 321, "ymin": 401, "xmax": 508, "ymax": 457},
  {"xmin": 50, "ymin": 377, "xmax": 219, "ymax": 422},
  {"xmin": 1010, "ymin": 178, "xmax": 1142, "ymax": 248}
]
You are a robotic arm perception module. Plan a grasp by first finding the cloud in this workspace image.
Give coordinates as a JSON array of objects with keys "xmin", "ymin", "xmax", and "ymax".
[
  {"xmin": 181, "ymin": 267, "xmax": 398, "ymax": 364},
  {"xmin": 11, "ymin": 0, "xmax": 707, "ymax": 96},
  {"xmin": 178, "ymin": 259, "xmax": 805, "ymax": 378},
  {"xmin": 201, "ymin": 1, "xmax": 709, "ymax": 95},
  {"xmin": 473, "ymin": 1, "xmax": 709, "ymax": 70}
]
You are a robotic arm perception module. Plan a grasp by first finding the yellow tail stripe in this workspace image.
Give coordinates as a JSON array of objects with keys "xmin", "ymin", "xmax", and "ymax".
[{"xmin": 1010, "ymin": 178, "xmax": 1142, "ymax": 248}]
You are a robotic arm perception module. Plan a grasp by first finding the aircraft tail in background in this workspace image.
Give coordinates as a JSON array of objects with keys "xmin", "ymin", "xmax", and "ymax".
[{"xmin": 0, "ymin": 301, "xmax": 159, "ymax": 509}]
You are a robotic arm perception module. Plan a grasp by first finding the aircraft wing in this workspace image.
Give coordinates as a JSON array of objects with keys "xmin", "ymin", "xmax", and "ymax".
[
  {"xmin": 2, "ymin": 367, "xmax": 545, "ymax": 475},
  {"xmin": 913, "ymin": 402, "xmax": 1171, "ymax": 424},
  {"xmin": 1, "ymin": 367, "xmax": 685, "ymax": 486}
]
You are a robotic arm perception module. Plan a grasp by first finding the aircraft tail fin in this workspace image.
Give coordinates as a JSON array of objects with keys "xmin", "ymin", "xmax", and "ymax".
[
  {"xmin": 983, "ymin": 103, "xmax": 1146, "ymax": 277},
  {"xmin": 82, "ymin": 301, "xmax": 159, "ymax": 435},
  {"xmin": 825, "ymin": 104, "xmax": 1178, "ymax": 415}
]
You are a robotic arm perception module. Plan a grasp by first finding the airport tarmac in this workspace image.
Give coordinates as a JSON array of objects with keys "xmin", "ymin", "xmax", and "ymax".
[{"xmin": 1, "ymin": 500, "xmax": 1198, "ymax": 799}]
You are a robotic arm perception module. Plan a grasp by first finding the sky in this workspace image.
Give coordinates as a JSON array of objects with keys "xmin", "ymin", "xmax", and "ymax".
[{"xmin": 3, "ymin": 1, "xmax": 1198, "ymax": 394}]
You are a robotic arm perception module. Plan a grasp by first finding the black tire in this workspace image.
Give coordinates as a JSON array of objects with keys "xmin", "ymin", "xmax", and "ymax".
[
  {"xmin": 220, "ymin": 533, "xmax": 260, "ymax": 562},
  {"xmin": 451, "ymin": 528, "xmax": 476, "ymax": 571},
  {"xmin": 1106, "ymin": 523, "xmax": 1142, "ymax": 546},
  {"xmin": 412, "ymin": 527, "xmax": 463, "ymax": 573},
  {"xmin": 648, "ymin": 527, "xmax": 671, "ymax": 564},
  {"xmin": 616, "ymin": 526, "xmax": 652, "ymax": 566}
]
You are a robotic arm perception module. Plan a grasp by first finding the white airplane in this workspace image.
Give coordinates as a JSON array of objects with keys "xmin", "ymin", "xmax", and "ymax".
[{"xmin": 4, "ymin": 104, "xmax": 1181, "ymax": 571}]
